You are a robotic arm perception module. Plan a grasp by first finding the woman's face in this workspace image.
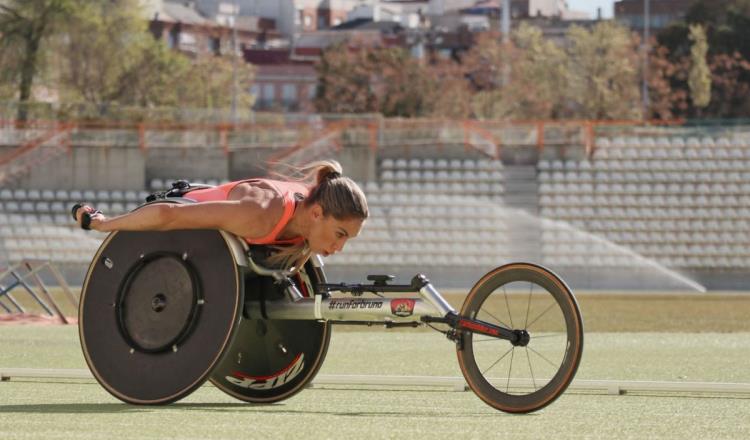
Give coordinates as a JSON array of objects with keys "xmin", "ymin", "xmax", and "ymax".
[{"xmin": 307, "ymin": 205, "xmax": 363, "ymax": 257}]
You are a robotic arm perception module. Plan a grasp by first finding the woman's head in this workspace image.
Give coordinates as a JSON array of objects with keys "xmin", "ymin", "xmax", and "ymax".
[
  {"xmin": 303, "ymin": 161, "xmax": 368, "ymax": 256},
  {"xmin": 268, "ymin": 160, "xmax": 368, "ymax": 267}
]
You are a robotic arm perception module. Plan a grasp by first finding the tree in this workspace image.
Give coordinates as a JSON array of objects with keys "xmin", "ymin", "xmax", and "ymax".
[
  {"xmin": 565, "ymin": 22, "xmax": 642, "ymax": 120},
  {"xmin": 426, "ymin": 61, "xmax": 473, "ymax": 119},
  {"xmin": 637, "ymin": 35, "xmax": 686, "ymax": 120},
  {"xmin": 53, "ymin": 0, "xmax": 152, "ymax": 104},
  {"xmin": 374, "ymin": 49, "xmax": 436, "ymax": 117},
  {"xmin": 509, "ymin": 23, "xmax": 568, "ymax": 119},
  {"xmin": 707, "ymin": 51, "xmax": 750, "ymax": 117},
  {"xmin": 315, "ymin": 43, "xmax": 436, "ymax": 117},
  {"xmin": 657, "ymin": 0, "xmax": 750, "ymax": 117},
  {"xmin": 9, "ymin": 0, "xmax": 255, "ymax": 119},
  {"xmin": 315, "ymin": 43, "xmax": 379, "ymax": 114},
  {"xmin": 461, "ymin": 32, "xmax": 517, "ymax": 119},
  {"xmin": 177, "ymin": 55, "xmax": 255, "ymax": 110},
  {"xmin": 0, "ymin": 0, "xmax": 77, "ymax": 120},
  {"xmin": 688, "ymin": 24, "xmax": 711, "ymax": 110}
]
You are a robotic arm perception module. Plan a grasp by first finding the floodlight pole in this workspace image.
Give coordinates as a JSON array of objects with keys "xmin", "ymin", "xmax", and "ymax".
[
  {"xmin": 501, "ymin": 0, "xmax": 510, "ymax": 43},
  {"xmin": 501, "ymin": 0, "xmax": 511, "ymax": 86},
  {"xmin": 642, "ymin": 0, "xmax": 650, "ymax": 119},
  {"xmin": 231, "ymin": 0, "xmax": 239, "ymax": 124}
]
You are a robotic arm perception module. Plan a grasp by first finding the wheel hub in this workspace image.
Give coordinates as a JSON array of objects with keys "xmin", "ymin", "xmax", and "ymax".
[{"xmin": 511, "ymin": 329, "xmax": 530, "ymax": 347}]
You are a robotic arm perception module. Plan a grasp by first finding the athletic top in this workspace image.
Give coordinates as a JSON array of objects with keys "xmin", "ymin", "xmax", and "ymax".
[{"xmin": 186, "ymin": 178, "xmax": 308, "ymax": 246}]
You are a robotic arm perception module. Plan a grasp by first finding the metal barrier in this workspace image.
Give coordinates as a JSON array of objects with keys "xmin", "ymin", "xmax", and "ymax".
[{"xmin": 0, "ymin": 260, "xmax": 78, "ymax": 324}]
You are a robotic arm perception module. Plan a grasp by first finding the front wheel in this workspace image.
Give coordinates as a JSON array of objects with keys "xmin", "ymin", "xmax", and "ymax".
[{"xmin": 456, "ymin": 263, "xmax": 583, "ymax": 413}]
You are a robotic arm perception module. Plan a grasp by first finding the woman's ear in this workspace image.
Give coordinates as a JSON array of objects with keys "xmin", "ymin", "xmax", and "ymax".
[{"xmin": 310, "ymin": 203, "xmax": 324, "ymax": 220}]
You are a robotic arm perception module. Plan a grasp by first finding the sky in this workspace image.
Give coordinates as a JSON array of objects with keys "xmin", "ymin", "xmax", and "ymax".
[{"xmin": 567, "ymin": 0, "xmax": 615, "ymax": 19}]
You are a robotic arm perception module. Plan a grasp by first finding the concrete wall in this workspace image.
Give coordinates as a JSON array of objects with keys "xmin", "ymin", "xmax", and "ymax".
[
  {"xmin": 16, "ymin": 146, "xmax": 145, "ymax": 190},
  {"xmin": 145, "ymin": 148, "xmax": 229, "ymax": 184},
  {"xmin": 6, "ymin": 141, "xmax": 379, "ymax": 190}
]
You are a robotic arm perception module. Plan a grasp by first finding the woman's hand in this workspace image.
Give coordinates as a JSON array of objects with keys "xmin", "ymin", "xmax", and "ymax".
[{"xmin": 72, "ymin": 204, "xmax": 106, "ymax": 231}]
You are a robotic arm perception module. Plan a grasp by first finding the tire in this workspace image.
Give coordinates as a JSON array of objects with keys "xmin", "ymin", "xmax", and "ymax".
[
  {"xmin": 456, "ymin": 262, "xmax": 583, "ymax": 413},
  {"xmin": 209, "ymin": 261, "xmax": 331, "ymax": 403}
]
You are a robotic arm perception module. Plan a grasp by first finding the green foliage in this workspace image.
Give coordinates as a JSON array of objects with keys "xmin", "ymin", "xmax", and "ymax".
[
  {"xmin": 315, "ymin": 43, "xmax": 435, "ymax": 117},
  {"xmin": 0, "ymin": 0, "xmax": 254, "ymax": 118},
  {"xmin": 510, "ymin": 23, "xmax": 568, "ymax": 119},
  {"xmin": 461, "ymin": 32, "xmax": 515, "ymax": 119},
  {"xmin": 462, "ymin": 23, "xmax": 642, "ymax": 120},
  {"xmin": 0, "ymin": 0, "xmax": 78, "ymax": 118},
  {"xmin": 564, "ymin": 22, "xmax": 642, "ymax": 120},
  {"xmin": 688, "ymin": 25, "xmax": 711, "ymax": 109},
  {"xmin": 177, "ymin": 56, "xmax": 255, "ymax": 110},
  {"xmin": 53, "ymin": 0, "xmax": 153, "ymax": 104},
  {"xmin": 315, "ymin": 43, "xmax": 378, "ymax": 113},
  {"xmin": 657, "ymin": 0, "xmax": 750, "ymax": 117}
]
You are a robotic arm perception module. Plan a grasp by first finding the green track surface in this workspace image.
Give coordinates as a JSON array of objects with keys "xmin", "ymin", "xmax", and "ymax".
[{"xmin": 1, "ymin": 326, "xmax": 749, "ymax": 440}]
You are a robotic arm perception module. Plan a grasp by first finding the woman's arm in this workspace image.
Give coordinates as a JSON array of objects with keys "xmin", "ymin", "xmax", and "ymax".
[{"xmin": 75, "ymin": 198, "xmax": 281, "ymax": 239}]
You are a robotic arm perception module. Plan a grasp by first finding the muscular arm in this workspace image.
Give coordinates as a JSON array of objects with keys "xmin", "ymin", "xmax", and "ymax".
[{"xmin": 77, "ymin": 187, "xmax": 283, "ymax": 240}]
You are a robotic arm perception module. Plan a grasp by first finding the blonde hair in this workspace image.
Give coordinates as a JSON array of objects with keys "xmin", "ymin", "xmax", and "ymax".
[{"xmin": 266, "ymin": 160, "xmax": 368, "ymax": 269}]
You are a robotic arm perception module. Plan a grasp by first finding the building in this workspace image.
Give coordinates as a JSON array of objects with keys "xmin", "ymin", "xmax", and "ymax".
[
  {"xmin": 614, "ymin": 0, "xmax": 692, "ymax": 30},
  {"xmin": 148, "ymin": 1, "xmax": 275, "ymax": 56},
  {"xmin": 430, "ymin": 0, "xmax": 588, "ymax": 20},
  {"xmin": 244, "ymin": 48, "xmax": 319, "ymax": 112},
  {"xmin": 348, "ymin": 0, "xmax": 430, "ymax": 28},
  {"xmin": 192, "ymin": 0, "xmax": 359, "ymax": 37}
]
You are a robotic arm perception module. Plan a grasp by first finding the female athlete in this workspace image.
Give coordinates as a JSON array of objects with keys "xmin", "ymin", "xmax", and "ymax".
[{"xmin": 72, "ymin": 160, "xmax": 368, "ymax": 269}]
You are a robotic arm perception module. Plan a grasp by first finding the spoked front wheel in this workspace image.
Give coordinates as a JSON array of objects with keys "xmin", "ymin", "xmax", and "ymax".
[{"xmin": 456, "ymin": 262, "xmax": 583, "ymax": 413}]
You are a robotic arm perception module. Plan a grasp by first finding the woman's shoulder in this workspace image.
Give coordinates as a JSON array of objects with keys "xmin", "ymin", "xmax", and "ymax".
[
  {"xmin": 230, "ymin": 178, "xmax": 308, "ymax": 210},
  {"xmin": 256, "ymin": 178, "xmax": 310, "ymax": 197}
]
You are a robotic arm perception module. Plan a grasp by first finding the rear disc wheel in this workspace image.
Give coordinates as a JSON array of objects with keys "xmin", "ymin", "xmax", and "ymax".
[{"xmin": 209, "ymin": 262, "xmax": 331, "ymax": 403}]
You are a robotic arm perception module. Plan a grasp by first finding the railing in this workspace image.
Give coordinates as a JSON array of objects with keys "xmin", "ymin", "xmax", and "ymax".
[
  {"xmin": 0, "ymin": 122, "xmax": 73, "ymax": 185},
  {"xmin": 3, "ymin": 115, "xmax": 741, "ymax": 171}
]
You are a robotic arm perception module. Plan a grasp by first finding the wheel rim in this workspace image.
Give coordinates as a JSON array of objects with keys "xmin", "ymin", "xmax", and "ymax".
[{"xmin": 459, "ymin": 264, "xmax": 583, "ymax": 413}]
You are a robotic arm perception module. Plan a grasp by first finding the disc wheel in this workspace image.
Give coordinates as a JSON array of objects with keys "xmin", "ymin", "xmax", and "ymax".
[
  {"xmin": 78, "ymin": 229, "xmax": 243, "ymax": 405},
  {"xmin": 456, "ymin": 262, "xmax": 583, "ymax": 413},
  {"xmin": 209, "ymin": 261, "xmax": 331, "ymax": 403}
]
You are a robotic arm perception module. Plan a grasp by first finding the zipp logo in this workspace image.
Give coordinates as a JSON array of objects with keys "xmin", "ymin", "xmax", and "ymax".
[{"xmin": 225, "ymin": 353, "xmax": 305, "ymax": 390}]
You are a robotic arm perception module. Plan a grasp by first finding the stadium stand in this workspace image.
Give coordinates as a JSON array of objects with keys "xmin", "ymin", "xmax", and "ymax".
[
  {"xmin": 2, "ymin": 130, "xmax": 750, "ymax": 289},
  {"xmin": 538, "ymin": 135, "xmax": 750, "ymax": 269},
  {"xmin": 326, "ymin": 157, "xmax": 508, "ymax": 267}
]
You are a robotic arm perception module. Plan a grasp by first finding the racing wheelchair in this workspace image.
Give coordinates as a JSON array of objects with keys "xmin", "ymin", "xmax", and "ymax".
[{"xmin": 77, "ymin": 183, "xmax": 584, "ymax": 414}]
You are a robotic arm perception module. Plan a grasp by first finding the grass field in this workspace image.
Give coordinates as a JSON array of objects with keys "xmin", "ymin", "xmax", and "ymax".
[
  {"xmin": 2, "ymin": 289, "xmax": 750, "ymax": 440},
  {"xmin": 6, "ymin": 288, "xmax": 750, "ymax": 332}
]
